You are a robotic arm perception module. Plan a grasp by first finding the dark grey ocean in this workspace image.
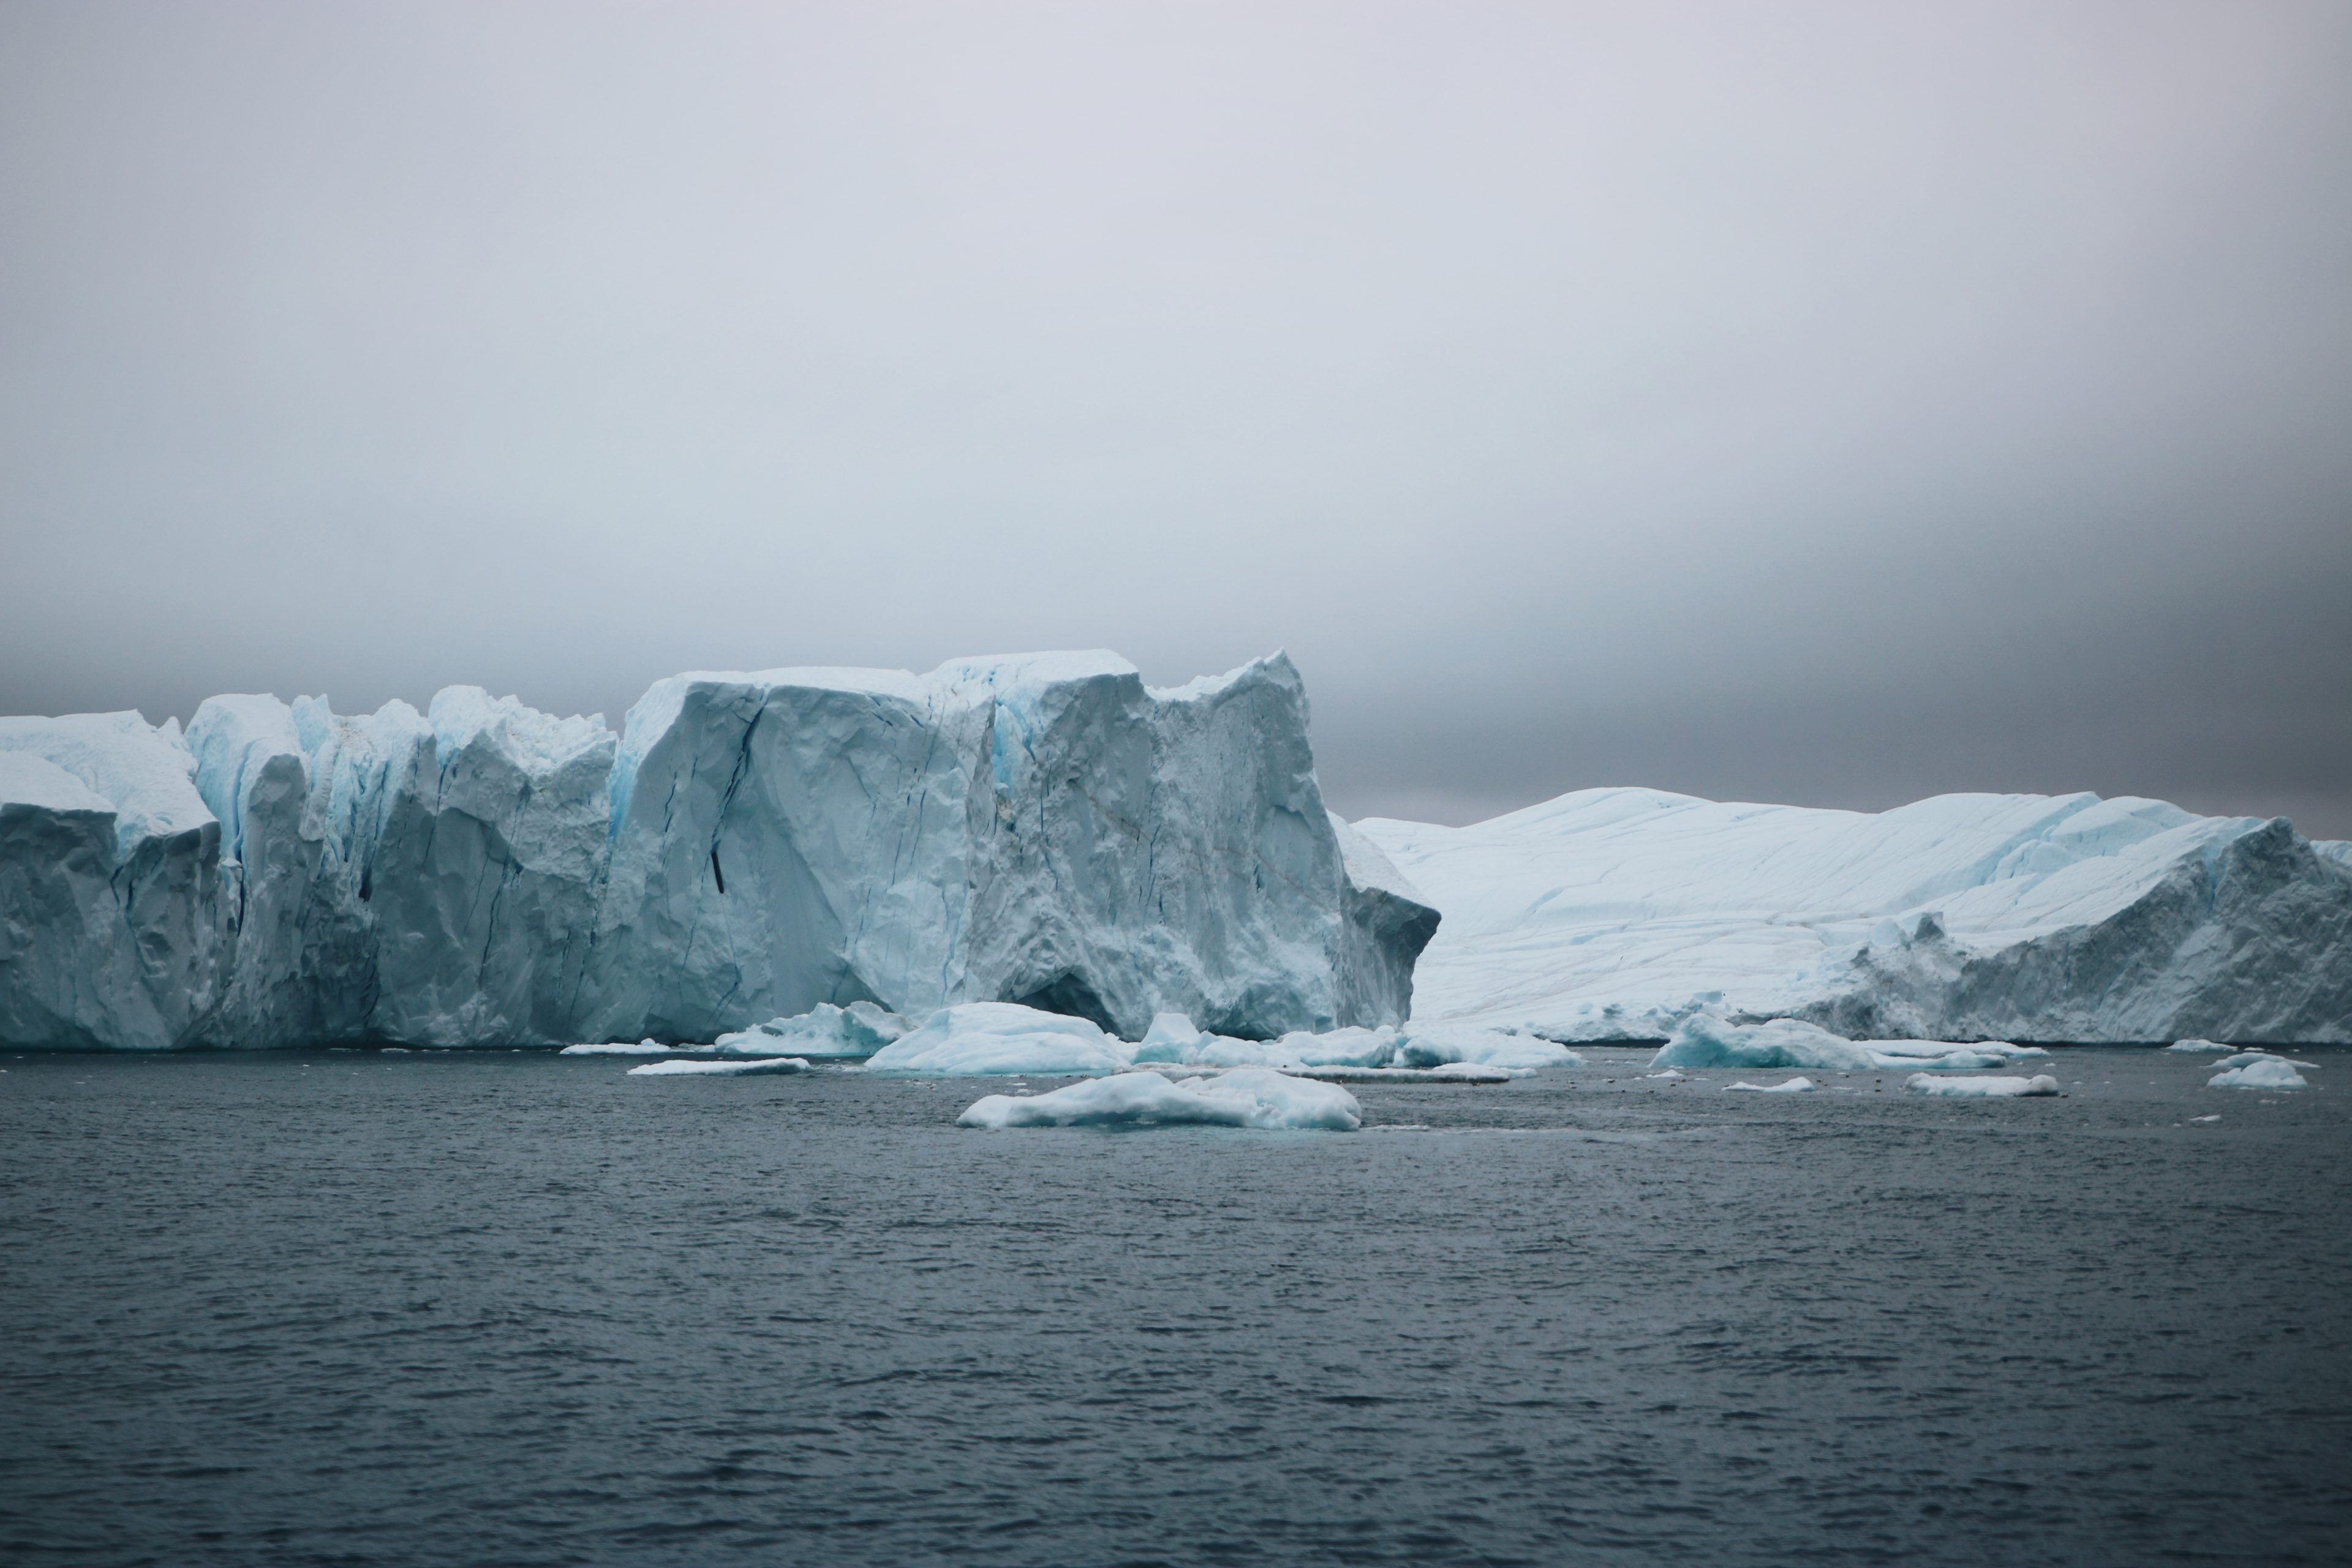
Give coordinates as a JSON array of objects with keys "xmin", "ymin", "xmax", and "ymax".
[{"xmin": 2, "ymin": 1047, "xmax": 2346, "ymax": 1567}]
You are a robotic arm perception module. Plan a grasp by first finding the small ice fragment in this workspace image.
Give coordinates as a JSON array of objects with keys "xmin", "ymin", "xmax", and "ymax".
[
  {"xmin": 562, "ymin": 1039, "xmax": 679, "ymax": 1056},
  {"xmin": 2166, "ymin": 1039, "xmax": 2233, "ymax": 1053},
  {"xmin": 1724, "ymin": 1076, "xmax": 1817, "ymax": 1093},
  {"xmin": 1648, "ymin": 1069, "xmax": 1686, "ymax": 1080},
  {"xmin": 626, "ymin": 1056, "xmax": 810, "ymax": 1077},
  {"xmin": 2190, "ymin": 1114, "xmax": 2220, "ymax": 1123}
]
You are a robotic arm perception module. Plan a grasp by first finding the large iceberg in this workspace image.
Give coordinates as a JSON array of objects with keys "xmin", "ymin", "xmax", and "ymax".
[
  {"xmin": 0, "ymin": 652, "xmax": 1437, "ymax": 1050},
  {"xmin": 1359, "ymin": 788, "xmax": 2352, "ymax": 1044}
]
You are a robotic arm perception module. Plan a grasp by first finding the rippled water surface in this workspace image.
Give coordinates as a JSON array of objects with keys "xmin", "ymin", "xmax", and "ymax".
[{"xmin": 2, "ymin": 1047, "xmax": 2347, "ymax": 1566}]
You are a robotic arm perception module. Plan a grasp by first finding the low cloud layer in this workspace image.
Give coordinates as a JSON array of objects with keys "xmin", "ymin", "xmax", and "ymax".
[{"xmin": 4, "ymin": 2, "xmax": 2347, "ymax": 832}]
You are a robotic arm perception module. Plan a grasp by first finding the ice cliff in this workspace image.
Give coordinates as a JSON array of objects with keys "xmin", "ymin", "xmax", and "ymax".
[
  {"xmin": 1359, "ymin": 788, "xmax": 2352, "ymax": 1044},
  {"xmin": 0, "ymin": 652, "xmax": 1437, "ymax": 1049}
]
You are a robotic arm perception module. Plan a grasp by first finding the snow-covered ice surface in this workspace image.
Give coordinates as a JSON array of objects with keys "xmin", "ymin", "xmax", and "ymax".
[
  {"xmin": 957, "ymin": 1068, "xmax": 1362, "ymax": 1131},
  {"xmin": 2209, "ymin": 1057, "xmax": 2309, "ymax": 1090},
  {"xmin": 1, "ymin": 652, "xmax": 1436, "ymax": 1050},
  {"xmin": 625, "ymin": 1056, "xmax": 811, "ymax": 1077},
  {"xmin": 1359, "ymin": 787, "xmax": 2352, "ymax": 1044},
  {"xmin": 1907, "ymin": 1073, "xmax": 2062, "ymax": 1097}
]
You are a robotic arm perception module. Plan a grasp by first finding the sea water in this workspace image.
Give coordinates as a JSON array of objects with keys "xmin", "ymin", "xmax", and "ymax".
[{"xmin": 1, "ymin": 1047, "xmax": 2346, "ymax": 1566}]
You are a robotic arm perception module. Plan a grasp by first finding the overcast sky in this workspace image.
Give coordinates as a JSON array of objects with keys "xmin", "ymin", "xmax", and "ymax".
[{"xmin": 4, "ymin": 1, "xmax": 2347, "ymax": 834}]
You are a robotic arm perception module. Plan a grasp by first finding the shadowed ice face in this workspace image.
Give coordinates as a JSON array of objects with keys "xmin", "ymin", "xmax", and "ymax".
[{"xmin": 2, "ymin": 1, "xmax": 2346, "ymax": 832}]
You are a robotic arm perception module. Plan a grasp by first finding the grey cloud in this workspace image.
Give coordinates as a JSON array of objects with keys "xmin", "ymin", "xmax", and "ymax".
[{"xmin": 3, "ymin": 1, "xmax": 2347, "ymax": 834}]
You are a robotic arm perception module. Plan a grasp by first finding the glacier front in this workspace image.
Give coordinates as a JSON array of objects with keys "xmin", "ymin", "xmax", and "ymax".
[
  {"xmin": 0, "ymin": 652, "xmax": 1438, "ymax": 1050},
  {"xmin": 1359, "ymin": 788, "xmax": 2352, "ymax": 1044}
]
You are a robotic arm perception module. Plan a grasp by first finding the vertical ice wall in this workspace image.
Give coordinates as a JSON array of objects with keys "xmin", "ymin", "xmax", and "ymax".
[{"xmin": 0, "ymin": 652, "xmax": 1436, "ymax": 1048}]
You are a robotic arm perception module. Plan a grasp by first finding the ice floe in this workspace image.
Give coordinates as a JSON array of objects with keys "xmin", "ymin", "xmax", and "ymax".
[
  {"xmin": 1724, "ymin": 1076, "xmax": 1818, "ymax": 1093},
  {"xmin": 1906, "ymin": 1073, "xmax": 2061, "ymax": 1097},
  {"xmin": 864, "ymin": 1003, "xmax": 1133, "ymax": 1077},
  {"xmin": 627, "ymin": 1056, "xmax": 811, "ymax": 1076},
  {"xmin": 712, "ymin": 1001, "xmax": 908, "ymax": 1058},
  {"xmin": 957, "ymin": 1068, "xmax": 1362, "ymax": 1131}
]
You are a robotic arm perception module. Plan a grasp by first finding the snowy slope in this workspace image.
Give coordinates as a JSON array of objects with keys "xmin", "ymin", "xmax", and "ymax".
[{"xmin": 1358, "ymin": 788, "xmax": 2352, "ymax": 1044}]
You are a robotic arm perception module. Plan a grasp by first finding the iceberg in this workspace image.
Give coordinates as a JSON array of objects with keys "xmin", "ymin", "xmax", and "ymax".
[
  {"xmin": 711, "ymin": 1001, "xmax": 908, "ymax": 1058},
  {"xmin": 957, "ymin": 1067, "xmax": 1363, "ymax": 1131},
  {"xmin": 1907, "ymin": 1073, "xmax": 2062, "ymax": 1097},
  {"xmin": 627, "ymin": 1055, "xmax": 810, "ymax": 1076},
  {"xmin": 862, "ymin": 1002, "xmax": 1134, "ymax": 1077},
  {"xmin": 2207, "ymin": 1056, "xmax": 2308, "ymax": 1090},
  {"xmin": 1, "ymin": 652, "xmax": 1436, "ymax": 1050},
  {"xmin": 2165, "ymin": 1039, "xmax": 2234, "ymax": 1053},
  {"xmin": 1361, "ymin": 788, "xmax": 2352, "ymax": 1044},
  {"xmin": 1649, "ymin": 1014, "xmax": 2043, "ymax": 1072}
]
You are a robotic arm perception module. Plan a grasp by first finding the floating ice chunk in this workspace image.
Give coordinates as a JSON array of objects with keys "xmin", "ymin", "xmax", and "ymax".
[
  {"xmin": 712, "ymin": 1001, "xmax": 909, "ymax": 1058},
  {"xmin": 1725, "ymin": 1076, "xmax": 1818, "ymax": 1092},
  {"xmin": 1281, "ymin": 1062, "xmax": 1519, "ymax": 1084},
  {"xmin": 1653, "ymin": 1014, "xmax": 2039, "ymax": 1073},
  {"xmin": 2190, "ymin": 1114, "xmax": 2221, "ymax": 1123},
  {"xmin": 2166, "ymin": 1039, "xmax": 2233, "ymax": 1053},
  {"xmin": 2209, "ymin": 1051, "xmax": 2318, "ymax": 1072},
  {"xmin": 627, "ymin": 1055, "xmax": 810, "ymax": 1076},
  {"xmin": 1655, "ymin": 1017, "xmax": 1876, "ymax": 1071},
  {"xmin": 1648, "ymin": 1069, "xmax": 1686, "ymax": 1080},
  {"xmin": 863, "ymin": 1003, "xmax": 1133, "ymax": 1077},
  {"xmin": 1395, "ymin": 1022, "xmax": 1583, "ymax": 1070},
  {"xmin": 1906, "ymin": 1073, "xmax": 2061, "ymax": 1097},
  {"xmin": 2208, "ymin": 1057, "xmax": 2307, "ymax": 1090},
  {"xmin": 958, "ymin": 1067, "xmax": 1362, "ymax": 1131},
  {"xmin": 562, "ymin": 1038, "xmax": 680, "ymax": 1056}
]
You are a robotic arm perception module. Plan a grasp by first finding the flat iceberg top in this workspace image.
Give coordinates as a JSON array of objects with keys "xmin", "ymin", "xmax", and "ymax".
[
  {"xmin": 0, "ymin": 750, "xmax": 113, "ymax": 815},
  {"xmin": 1361, "ymin": 785, "xmax": 2347, "ymax": 1041},
  {"xmin": 0, "ymin": 711, "xmax": 215, "ymax": 854}
]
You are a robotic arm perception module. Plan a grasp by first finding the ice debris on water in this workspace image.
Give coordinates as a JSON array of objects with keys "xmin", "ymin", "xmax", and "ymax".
[
  {"xmin": 1905, "ymin": 1073, "xmax": 2060, "ymax": 1097},
  {"xmin": 627, "ymin": 1056, "xmax": 811, "ymax": 1077},
  {"xmin": 1724, "ymin": 1077, "xmax": 1817, "ymax": 1093},
  {"xmin": 0, "ymin": 652, "xmax": 1437, "ymax": 1050},
  {"xmin": 2208, "ymin": 1057, "xmax": 2308, "ymax": 1090},
  {"xmin": 2166, "ymin": 1039, "xmax": 2233, "ymax": 1053},
  {"xmin": 957, "ymin": 1068, "xmax": 1363, "ymax": 1131},
  {"xmin": 562, "ymin": 1039, "xmax": 678, "ymax": 1056},
  {"xmin": 864, "ymin": 1004, "xmax": 1133, "ymax": 1077},
  {"xmin": 1360, "ymin": 787, "xmax": 2352, "ymax": 1044}
]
